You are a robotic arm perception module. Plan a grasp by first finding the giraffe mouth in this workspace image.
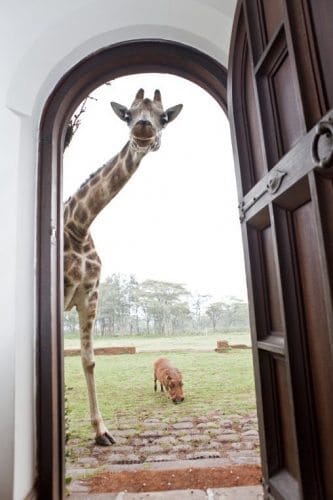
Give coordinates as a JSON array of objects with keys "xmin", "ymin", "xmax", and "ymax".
[
  {"xmin": 130, "ymin": 133, "xmax": 161, "ymax": 153},
  {"xmin": 133, "ymin": 136, "xmax": 155, "ymax": 145},
  {"xmin": 131, "ymin": 136, "xmax": 156, "ymax": 151}
]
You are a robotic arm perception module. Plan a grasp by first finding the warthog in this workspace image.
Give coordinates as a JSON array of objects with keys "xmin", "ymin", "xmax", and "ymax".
[{"xmin": 154, "ymin": 357, "xmax": 184, "ymax": 404}]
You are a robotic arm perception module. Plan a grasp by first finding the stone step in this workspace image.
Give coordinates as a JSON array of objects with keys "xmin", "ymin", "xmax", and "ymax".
[{"xmin": 70, "ymin": 485, "xmax": 263, "ymax": 499}]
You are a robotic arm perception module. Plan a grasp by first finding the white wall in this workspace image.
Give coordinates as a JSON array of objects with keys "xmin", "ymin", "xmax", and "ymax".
[{"xmin": 0, "ymin": 1, "xmax": 236, "ymax": 498}]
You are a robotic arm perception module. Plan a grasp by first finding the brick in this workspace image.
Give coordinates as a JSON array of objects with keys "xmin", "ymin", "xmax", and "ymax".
[
  {"xmin": 172, "ymin": 444, "xmax": 192, "ymax": 453},
  {"xmin": 140, "ymin": 430, "xmax": 164, "ymax": 438},
  {"xmin": 172, "ymin": 421, "xmax": 194, "ymax": 430},
  {"xmin": 142, "ymin": 445, "xmax": 164, "ymax": 454},
  {"xmin": 216, "ymin": 434, "xmax": 239, "ymax": 443},
  {"xmin": 109, "ymin": 445, "xmax": 135, "ymax": 454},
  {"xmin": 187, "ymin": 450, "xmax": 221, "ymax": 460},
  {"xmin": 242, "ymin": 429, "xmax": 259, "ymax": 437},
  {"xmin": 112, "ymin": 428, "xmax": 137, "ymax": 437},
  {"xmin": 157, "ymin": 436, "xmax": 177, "ymax": 445},
  {"xmin": 145, "ymin": 454, "xmax": 178, "ymax": 462}
]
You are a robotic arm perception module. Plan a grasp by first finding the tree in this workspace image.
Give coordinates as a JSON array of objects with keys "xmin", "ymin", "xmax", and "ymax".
[
  {"xmin": 79, "ymin": 273, "xmax": 249, "ymax": 337},
  {"xmin": 191, "ymin": 293, "xmax": 211, "ymax": 332},
  {"xmin": 208, "ymin": 297, "xmax": 249, "ymax": 331},
  {"xmin": 138, "ymin": 280, "xmax": 191, "ymax": 335},
  {"xmin": 63, "ymin": 82, "xmax": 111, "ymax": 150},
  {"xmin": 97, "ymin": 274, "xmax": 129, "ymax": 335},
  {"xmin": 63, "ymin": 308, "xmax": 79, "ymax": 334},
  {"xmin": 126, "ymin": 275, "xmax": 141, "ymax": 334},
  {"xmin": 206, "ymin": 302, "xmax": 225, "ymax": 331}
]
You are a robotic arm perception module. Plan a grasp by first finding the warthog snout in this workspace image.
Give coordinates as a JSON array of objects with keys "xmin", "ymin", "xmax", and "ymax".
[{"xmin": 173, "ymin": 397, "xmax": 185, "ymax": 404}]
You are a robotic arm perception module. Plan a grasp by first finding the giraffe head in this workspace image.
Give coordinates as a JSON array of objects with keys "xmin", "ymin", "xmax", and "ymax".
[{"xmin": 111, "ymin": 89, "xmax": 183, "ymax": 153}]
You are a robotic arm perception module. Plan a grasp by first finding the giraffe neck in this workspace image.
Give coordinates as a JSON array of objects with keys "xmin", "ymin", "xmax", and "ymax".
[{"xmin": 64, "ymin": 142, "xmax": 146, "ymax": 240}]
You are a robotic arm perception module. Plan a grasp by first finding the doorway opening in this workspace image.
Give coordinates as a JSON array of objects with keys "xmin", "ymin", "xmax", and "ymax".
[
  {"xmin": 62, "ymin": 73, "xmax": 260, "ymax": 494},
  {"xmin": 37, "ymin": 40, "xmax": 261, "ymax": 499}
]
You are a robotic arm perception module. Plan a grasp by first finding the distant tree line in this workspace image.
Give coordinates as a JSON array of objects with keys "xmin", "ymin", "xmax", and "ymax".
[{"xmin": 64, "ymin": 274, "xmax": 249, "ymax": 336}]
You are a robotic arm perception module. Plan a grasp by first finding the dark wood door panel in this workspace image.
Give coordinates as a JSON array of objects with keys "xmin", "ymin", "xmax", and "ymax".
[
  {"xmin": 313, "ymin": 173, "xmax": 333, "ymax": 296},
  {"xmin": 229, "ymin": 1, "xmax": 333, "ymax": 497},
  {"xmin": 245, "ymin": 0, "xmax": 286, "ymax": 65},
  {"xmin": 244, "ymin": 46, "xmax": 267, "ymax": 185},
  {"xmin": 308, "ymin": 0, "xmax": 333, "ymax": 111},
  {"xmin": 292, "ymin": 200, "xmax": 333, "ymax": 499},
  {"xmin": 261, "ymin": 225, "xmax": 283, "ymax": 335},
  {"xmin": 273, "ymin": 356, "xmax": 298, "ymax": 480},
  {"xmin": 273, "ymin": 201, "xmax": 324, "ymax": 499},
  {"xmin": 231, "ymin": 6, "xmax": 267, "ymax": 195},
  {"xmin": 247, "ymin": 217, "xmax": 285, "ymax": 343},
  {"xmin": 259, "ymin": 351, "xmax": 300, "ymax": 499},
  {"xmin": 261, "ymin": 0, "xmax": 285, "ymax": 44},
  {"xmin": 256, "ymin": 27, "xmax": 304, "ymax": 168}
]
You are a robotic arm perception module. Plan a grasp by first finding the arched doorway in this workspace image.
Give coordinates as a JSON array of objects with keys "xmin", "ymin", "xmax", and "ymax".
[
  {"xmin": 37, "ymin": 4, "xmax": 333, "ymax": 493},
  {"xmin": 37, "ymin": 40, "xmax": 228, "ymax": 499}
]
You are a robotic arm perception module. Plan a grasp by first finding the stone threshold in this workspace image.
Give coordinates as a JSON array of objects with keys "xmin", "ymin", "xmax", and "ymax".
[
  {"xmin": 70, "ymin": 485, "xmax": 264, "ymax": 499},
  {"xmin": 67, "ymin": 457, "xmax": 261, "ymax": 479}
]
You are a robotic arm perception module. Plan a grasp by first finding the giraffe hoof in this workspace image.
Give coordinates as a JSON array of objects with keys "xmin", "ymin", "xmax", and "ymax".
[{"xmin": 95, "ymin": 432, "xmax": 116, "ymax": 446}]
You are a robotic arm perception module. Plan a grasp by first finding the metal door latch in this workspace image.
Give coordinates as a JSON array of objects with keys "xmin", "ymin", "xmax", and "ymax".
[
  {"xmin": 312, "ymin": 117, "xmax": 333, "ymax": 168},
  {"xmin": 238, "ymin": 170, "xmax": 286, "ymax": 222}
]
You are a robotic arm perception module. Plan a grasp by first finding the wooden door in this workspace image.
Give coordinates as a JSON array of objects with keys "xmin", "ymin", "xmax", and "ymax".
[{"xmin": 228, "ymin": 1, "xmax": 333, "ymax": 498}]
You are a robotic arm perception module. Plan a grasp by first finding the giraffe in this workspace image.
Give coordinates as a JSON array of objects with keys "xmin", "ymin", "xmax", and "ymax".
[{"xmin": 64, "ymin": 88, "xmax": 183, "ymax": 445}]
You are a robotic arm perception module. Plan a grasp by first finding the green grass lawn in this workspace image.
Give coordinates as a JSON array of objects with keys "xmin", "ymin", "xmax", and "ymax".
[
  {"xmin": 64, "ymin": 331, "xmax": 251, "ymax": 351},
  {"xmin": 65, "ymin": 350, "xmax": 256, "ymax": 441}
]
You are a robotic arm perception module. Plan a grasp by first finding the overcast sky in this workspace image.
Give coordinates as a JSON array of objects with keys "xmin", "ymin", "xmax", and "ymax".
[{"xmin": 63, "ymin": 73, "xmax": 247, "ymax": 301}]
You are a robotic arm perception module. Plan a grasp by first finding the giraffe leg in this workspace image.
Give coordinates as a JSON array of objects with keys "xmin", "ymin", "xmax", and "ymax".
[{"xmin": 77, "ymin": 294, "xmax": 115, "ymax": 446}]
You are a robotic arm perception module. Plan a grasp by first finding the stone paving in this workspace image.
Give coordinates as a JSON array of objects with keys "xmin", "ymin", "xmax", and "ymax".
[
  {"xmin": 67, "ymin": 411, "xmax": 260, "ymax": 477},
  {"xmin": 70, "ymin": 485, "xmax": 264, "ymax": 499}
]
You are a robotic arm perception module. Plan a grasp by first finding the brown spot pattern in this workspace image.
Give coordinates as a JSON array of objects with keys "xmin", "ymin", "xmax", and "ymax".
[
  {"xmin": 87, "ymin": 196, "xmax": 102, "ymax": 217},
  {"xmin": 110, "ymin": 171, "xmax": 127, "ymax": 192},
  {"xmin": 86, "ymin": 260, "xmax": 101, "ymax": 279},
  {"xmin": 71, "ymin": 238, "xmax": 82, "ymax": 253},
  {"xmin": 64, "ymin": 276, "xmax": 72, "ymax": 287},
  {"xmin": 64, "ymin": 233, "xmax": 71, "ymax": 251},
  {"xmin": 74, "ymin": 203, "xmax": 88, "ymax": 224},
  {"xmin": 66, "ymin": 221, "xmax": 86, "ymax": 241},
  {"xmin": 102, "ymin": 156, "xmax": 118, "ymax": 176},
  {"xmin": 69, "ymin": 197, "xmax": 76, "ymax": 212},
  {"xmin": 90, "ymin": 175, "xmax": 100, "ymax": 186},
  {"xmin": 68, "ymin": 266, "xmax": 82, "ymax": 281},
  {"xmin": 87, "ymin": 251, "xmax": 98, "ymax": 260},
  {"xmin": 77, "ymin": 184, "xmax": 89, "ymax": 199}
]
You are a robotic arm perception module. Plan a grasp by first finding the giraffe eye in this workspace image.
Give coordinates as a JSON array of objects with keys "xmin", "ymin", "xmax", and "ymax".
[{"xmin": 161, "ymin": 114, "xmax": 168, "ymax": 126}]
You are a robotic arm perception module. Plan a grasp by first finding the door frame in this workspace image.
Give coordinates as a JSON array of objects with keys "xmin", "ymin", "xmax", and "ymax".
[{"xmin": 37, "ymin": 39, "xmax": 228, "ymax": 499}]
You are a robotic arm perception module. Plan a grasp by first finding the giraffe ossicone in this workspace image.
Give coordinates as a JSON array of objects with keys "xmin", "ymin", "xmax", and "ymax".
[{"xmin": 64, "ymin": 89, "xmax": 183, "ymax": 446}]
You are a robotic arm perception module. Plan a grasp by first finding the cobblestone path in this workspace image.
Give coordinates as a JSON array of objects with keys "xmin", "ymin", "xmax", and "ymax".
[{"xmin": 66, "ymin": 411, "xmax": 260, "ymax": 475}]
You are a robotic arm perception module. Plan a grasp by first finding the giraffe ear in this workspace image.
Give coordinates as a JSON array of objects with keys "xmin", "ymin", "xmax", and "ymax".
[
  {"xmin": 165, "ymin": 104, "xmax": 183, "ymax": 124},
  {"xmin": 110, "ymin": 102, "xmax": 130, "ymax": 122}
]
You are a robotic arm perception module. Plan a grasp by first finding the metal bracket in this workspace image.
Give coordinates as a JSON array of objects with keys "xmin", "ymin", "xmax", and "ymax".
[
  {"xmin": 238, "ymin": 170, "xmax": 286, "ymax": 222},
  {"xmin": 312, "ymin": 117, "xmax": 333, "ymax": 168}
]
